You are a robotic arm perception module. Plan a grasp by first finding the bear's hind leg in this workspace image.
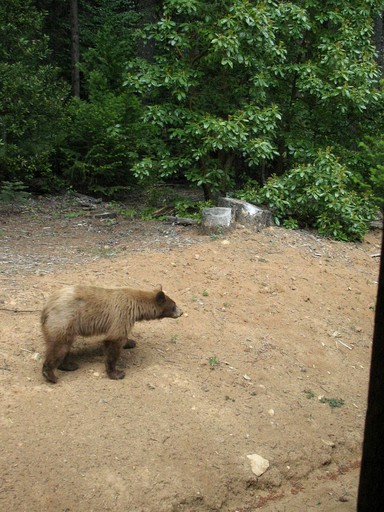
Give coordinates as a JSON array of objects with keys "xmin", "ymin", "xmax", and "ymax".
[{"xmin": 42, "ymin": 338, "xmax": 73, "ymax": 383}]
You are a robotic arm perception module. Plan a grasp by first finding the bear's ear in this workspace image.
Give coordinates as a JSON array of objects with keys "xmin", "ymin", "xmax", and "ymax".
[{"xmin": 155, "ymin": 290, "xmax": 166, "ymax": 305}]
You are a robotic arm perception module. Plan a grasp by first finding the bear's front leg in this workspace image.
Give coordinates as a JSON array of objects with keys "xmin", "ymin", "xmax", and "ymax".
[{"xmin": 104, "ymin": 339, "xmax": 125, "ymax": 380}]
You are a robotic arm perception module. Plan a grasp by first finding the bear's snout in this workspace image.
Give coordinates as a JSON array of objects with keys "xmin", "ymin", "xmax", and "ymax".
[{"xmin": 173, "ymin": 306, "xmax": 183, "ymax": 318}]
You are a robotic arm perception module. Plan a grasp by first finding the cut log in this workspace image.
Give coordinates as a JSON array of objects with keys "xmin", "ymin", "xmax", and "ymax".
[
  {"xmin": 201, "ymin": 207, "xmax": 233, "ymax": 234},
  {"xmin": 218, "ymin": 197, "xmax": 274, "ymax": 231}
]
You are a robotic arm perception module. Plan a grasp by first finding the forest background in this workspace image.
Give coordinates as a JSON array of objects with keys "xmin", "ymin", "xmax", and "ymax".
[{"xmin": 1, "ymin": 0, "xmax": 384, "ymax": 241}]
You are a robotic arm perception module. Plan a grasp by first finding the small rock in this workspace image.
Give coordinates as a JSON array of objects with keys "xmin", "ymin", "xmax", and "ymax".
[
  {"xmin": 243, "ymin": 374, "xmax": 251, "ymax": 381},
  {"xmin": 268, "ymin": 409, "xmax": 275, "ymax": 417},
  {"xmin": 247, "ymin": 454, "xmax": 270, "ymax": 476}
]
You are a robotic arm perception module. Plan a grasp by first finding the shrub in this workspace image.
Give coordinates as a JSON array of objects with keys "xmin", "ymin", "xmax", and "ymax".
[
  {"xmin": 358, "ymin": 136, "xmax": 384, "ymax": 211},
  {"xmin": 0, "ymin": 180, "xmax": 30, "ymax": 204},
  {"xmin": 59, "ymin": 90, "xmax": 144, "ymax": 198},
  {"xmin": 259, "ymin": 149, "xmax": 377, "ymax": 241}
]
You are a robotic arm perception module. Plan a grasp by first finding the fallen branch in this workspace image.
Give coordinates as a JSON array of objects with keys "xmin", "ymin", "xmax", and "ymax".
[
  {"xmin": 0, "ymin": 308, "xmax": 39, "ymax": 314},
  {"xmin": 152, "ymin": 206, "xmax": 175, "ymax": 218},
  {"xmin": 336, "ymin": 339, "xmax": 353, "ymax": 350}
]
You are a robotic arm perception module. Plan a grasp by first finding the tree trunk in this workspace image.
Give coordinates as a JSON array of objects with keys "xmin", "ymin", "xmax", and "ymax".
[
  {"xmin": 357, "ymin": 227, "xmax": 384, "ymax": 511},
  {"xmin": 137, "ymin": 0, "xmax": 159, "ymax": 61},
  {"xmin": 202, "ymin": 183, "xmax": 212, "ymax": 201},
  {"xmin": 70, "ymin": 0, "xmax": 80, "ymax": 97}
]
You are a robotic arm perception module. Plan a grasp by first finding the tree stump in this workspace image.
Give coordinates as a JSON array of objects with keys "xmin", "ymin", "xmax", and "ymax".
[
  {"xmin": 201, "ymin": 207, "xmax": 233, "ymax": 234},
  {"xmin": 218, "ymin": 197, "xmax": 274, "ymax": 231}
]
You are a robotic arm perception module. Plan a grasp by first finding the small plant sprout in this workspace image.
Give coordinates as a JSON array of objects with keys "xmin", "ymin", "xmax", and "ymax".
[{"xmin": 208, "ymin": 356, "xmax": 220, "ymax": 368}]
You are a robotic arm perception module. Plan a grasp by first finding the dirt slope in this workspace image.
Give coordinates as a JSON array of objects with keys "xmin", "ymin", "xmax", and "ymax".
[{"xmin": 0, "ymin": 197, "xmax": 381, "ymax": 511}]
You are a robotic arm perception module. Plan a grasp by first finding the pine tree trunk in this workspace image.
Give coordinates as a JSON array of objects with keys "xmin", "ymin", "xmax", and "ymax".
[{"xmin": 70, "ymin": 0, "xmax": 80, "ymax": 97}]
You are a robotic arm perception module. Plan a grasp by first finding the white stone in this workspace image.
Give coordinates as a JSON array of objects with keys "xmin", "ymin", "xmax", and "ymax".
[{"xmin": 247, "ymin": 454, "xmax": 270, "ymax": 476}]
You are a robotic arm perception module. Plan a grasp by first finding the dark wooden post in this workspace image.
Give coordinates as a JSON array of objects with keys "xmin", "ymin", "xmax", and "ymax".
[{"xmin": 357, "ymin": 227, "xmax": 384, "ymax": 510}]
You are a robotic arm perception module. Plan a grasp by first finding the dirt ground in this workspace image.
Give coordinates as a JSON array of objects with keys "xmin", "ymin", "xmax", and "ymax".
[{"xmin": 0, "ymin": 194, "xmax": 381, "ymax": 512}]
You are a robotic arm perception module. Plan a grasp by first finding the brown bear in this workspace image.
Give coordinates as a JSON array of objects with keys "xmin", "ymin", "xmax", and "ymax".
[{"xmin": 41, "ymin": 285, "xmax": 183, "ymax": 383}]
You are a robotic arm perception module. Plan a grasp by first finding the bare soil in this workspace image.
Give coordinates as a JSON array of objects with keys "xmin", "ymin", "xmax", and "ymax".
[{"xmin": 0, "ymin": 195, "xmax": 381, "ymax": 512}]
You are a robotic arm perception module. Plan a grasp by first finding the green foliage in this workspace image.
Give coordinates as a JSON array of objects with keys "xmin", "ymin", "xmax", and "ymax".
[
  {"xmin": 320, "ymin": 397, "xmax": 345, "ymax": 409},
  {"xmin": 358, "ymin": 136, "xmax": 384, "ymax": 210},
  {"xmin": 304, "ymin": 389, "xmax": 315, "ymax": 400},
  {"xmin": 174, "ymin": 199, "xmax": 214, "ymax": 221},
  {"xmin": 56, "ymin": 0, "xmax": 149, "ymax": 198},
  {"xmin": 1, "ymin": 0, "xmax": 383, "ymax": 232},
  {"xmin": 0, "ymin": 180, "xmax": 30, "ymax": 204},
  {"xmin": 114, "ymin": 206, "xmax": 137, "ymax": 219},
  {"xmin": 125, "ymin": 1, "xmax": 284, "ymax": 196},
  {"xmin": 0, "ymin": 0, "xmax": 68, "ymax": 190},
  {"xmin": 208, "ymin": 356, "xmax": 220, "ymax": 369},
  {"xmin": 259, "ymin": 150, "xmax": 377, "ymax": 241},
  {"xmin": 304, "ymin": 389, "xmax": 345, "ymax": 408},
  {"xmin": 232, "ymin": 179, "xmax": 261, "ymax": 203},
  {"xmin": 60, "ymin": 90, "xmax": 144, "ymax": 197},
  {"xmin": 79, "ymin": 0, "xmax": 139, "ymax": 96},
  {"xmin": 124, "ymin": 0, "xmax": 384, "ymax": 203}
]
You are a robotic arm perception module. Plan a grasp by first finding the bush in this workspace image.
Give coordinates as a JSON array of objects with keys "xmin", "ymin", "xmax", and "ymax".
[
  {"xmin": 0, "ymin": 0, "xmax": 68, "ymax": 190},
  {"xmin": 358, "ymin": 136, "xmax": 384, "ymax": 211},
  {"xmin": 258, "ymin": 149, "xmax": 376, "ymax": 241},
  {"xmin": 0, "ymin": 180, "xmax": 30, "ymax": 204},
  {"xmin": 59, "ymin": 90, "xmax": 145, "ymax": 198}
]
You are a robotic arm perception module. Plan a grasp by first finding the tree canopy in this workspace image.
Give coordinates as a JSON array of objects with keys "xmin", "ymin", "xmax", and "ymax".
[{"xmin": 1, "ymin": 0, "xmax": 384, "ymax": 240}]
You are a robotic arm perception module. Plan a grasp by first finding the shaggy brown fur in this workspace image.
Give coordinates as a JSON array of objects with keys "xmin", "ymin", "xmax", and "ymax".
[{"xmin": 41, "ymin": 285, "xmax": 183, "ymax": 383}]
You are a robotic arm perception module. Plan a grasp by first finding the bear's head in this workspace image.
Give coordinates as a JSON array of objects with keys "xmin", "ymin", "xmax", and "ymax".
[{"xmin": 155, "ymin": 287, "xmax": 183, "ymax": 319}]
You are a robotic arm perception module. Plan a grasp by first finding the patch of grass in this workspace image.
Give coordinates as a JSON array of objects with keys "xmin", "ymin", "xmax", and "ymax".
[
  {"xmin": 209, "ymin": 227, "xmax": 224, "ymax": 240},
  {"xmin": 63, "ymin": 211, "xmax": 83, "ymax": 219},
  {"xmin": 117, "ymin": 208, "xmax": 137, "ymax": 219},
  {"xmin": 304, "ymin": 389, "xmax": 345, "ymax": 408},
  {"xmin": 202, "ymin": 289, "xmax": 209, "ymax": 297},
  {"xmin": 140, "ymin": 207, "xmax": 157, "ymax": 220},
  {"xmin": 320, "ymin": 397, "xmax": 345, "ymax": 408},
  {"xmin": 174, "ymin": 199, "xmax": 214, "ymax": 222}
]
